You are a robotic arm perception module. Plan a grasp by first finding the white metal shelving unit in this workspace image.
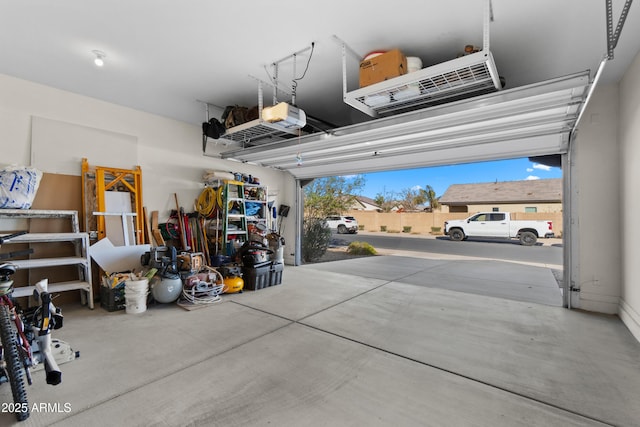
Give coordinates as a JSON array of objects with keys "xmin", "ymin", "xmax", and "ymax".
[
  {"xmin": 244, "ymin": 183, "xmax": 270, "ymax": 233},
  {"xmin": 0, "ymin": 209, "xmax": 94, "ymax": 309},
  {"xmin": 341, "ymin": 0, "xmax": 502, "ymax": 118}
]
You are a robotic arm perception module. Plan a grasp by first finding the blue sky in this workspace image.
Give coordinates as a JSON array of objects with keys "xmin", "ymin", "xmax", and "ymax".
[{"xmin": 357, "ymin": 157, "xmax": 562, "ymax": 199}]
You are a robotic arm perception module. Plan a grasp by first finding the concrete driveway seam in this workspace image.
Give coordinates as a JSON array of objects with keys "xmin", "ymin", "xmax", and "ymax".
[
  {"xmin": 228, "ymin": 297, "xmax": 614, "ymax": 427},
  {"xmin": 296, "ymin": 320, "xmax": 614, "ymax": 427}
]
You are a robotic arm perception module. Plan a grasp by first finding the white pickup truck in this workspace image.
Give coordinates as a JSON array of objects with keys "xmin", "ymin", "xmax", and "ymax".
[{"xmin": 444, "ymin": 212, "xmax": 554, "ymax": 246}]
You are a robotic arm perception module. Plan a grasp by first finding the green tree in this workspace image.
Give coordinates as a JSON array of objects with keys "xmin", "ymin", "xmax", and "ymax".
[
  {"xmin": 398, "ymin": 187, "xmax": 426, "ymax": 211},
  {"xmin": 302, "ymin": 175, "xmax": 365, "ymax": 262},
  {"xmin": 422, "ymin": 185, "xmax": 440, "ymax": 211},
  {"xmin": 304, "ymin": 175, "xmax": 365, "ymax": 218},
  {"xmin": 374, "ymin": 191, "xmax": 397, "ymax": 213}
]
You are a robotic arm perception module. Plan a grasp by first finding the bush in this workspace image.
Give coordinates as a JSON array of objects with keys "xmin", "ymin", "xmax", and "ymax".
[
  {"xmin": 380, "ymin": 225, "xmax": 387, "ymax": 232},
  {"xmin": 302, "ymin": 217, "xmax": 332, "ymax": 262},
  {"xmin": 358, "ymin": 224, "xmax": 364, "ymax": 230},
  {"xmin": 347, "ymin": 241, "xmax": 377, "ymax": 256},
  {"xmin": 402, "ymin": 226, "xmax": 412, "ymax": 233}
]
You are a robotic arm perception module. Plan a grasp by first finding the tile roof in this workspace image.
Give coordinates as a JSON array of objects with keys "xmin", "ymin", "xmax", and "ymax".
[
  {"xmin": 355, "ymin": 195, "xmax": 380, "ymax": 207},
  {"xmin": 439, "ymin": 178, "xmax": 562, "ymax": 205}
]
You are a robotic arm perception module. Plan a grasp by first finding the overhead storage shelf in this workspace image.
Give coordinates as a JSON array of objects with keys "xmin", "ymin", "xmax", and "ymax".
[
  {"xmin": 210, "ymin": 65, "xmax": 308, "ymax": 146},
  {"xmin": 340, "ymin": 0, "xmax": 500, "ymax": 118},
  {"xmin": 344, "ymin": 50, "xmax": 502, "ymax": 118},
  {"xmin": 221, "ymin": 117, "xmax": 302, "ymax": 145}
]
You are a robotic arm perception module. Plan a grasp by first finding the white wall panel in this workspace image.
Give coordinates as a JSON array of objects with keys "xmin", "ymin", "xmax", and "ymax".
[
  {"xmin": 619, "ymin": 51, "xmax": 640, "ymax": 340},
  {"xmin": 31, "ymin": 116, "xmax": 137, "ymax": 175},
  {"xmin": 573, "ymin": 83, "xmax": 621, "ymax": 314}
]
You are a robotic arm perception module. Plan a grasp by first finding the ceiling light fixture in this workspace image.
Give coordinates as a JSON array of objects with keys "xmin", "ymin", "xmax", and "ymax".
[{"xmin": 92, "ymin": 50, "xmax": 106, "ymax": 67}]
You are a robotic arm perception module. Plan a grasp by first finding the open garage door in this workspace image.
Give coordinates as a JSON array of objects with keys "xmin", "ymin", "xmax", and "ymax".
[
  {"xmin": 220, "ymin": 71, "xmax": 590, "ymax": 179},
  {"xmin": 219, "ymin": 71, "xmax": 591, "ymax": 308}
]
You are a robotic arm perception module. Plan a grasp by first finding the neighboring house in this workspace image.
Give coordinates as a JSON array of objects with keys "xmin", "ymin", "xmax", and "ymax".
[
  {"xmin": 415, "ymin": 204, "xmax": 437, "ymax": 212},
  {"xmin": 349, "ymin": 196, "xmax": 381, "ymax": 211},
  {"xmin": 391, "ymin": 203, "xmax": 427, "ymax": 212},
  {"xmin": 439, "ymin": 178, "xmax": 562, "ymax": 213}
]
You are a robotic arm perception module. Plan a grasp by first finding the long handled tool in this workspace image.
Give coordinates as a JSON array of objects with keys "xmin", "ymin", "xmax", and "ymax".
[{"xmin": 174, "ymin": 193, "xmax": 190, "ymax": 250}]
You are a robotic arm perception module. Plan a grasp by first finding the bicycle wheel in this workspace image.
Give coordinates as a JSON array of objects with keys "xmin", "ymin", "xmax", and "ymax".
[{"xmin": 0, "ymin": 304, "xmax": 30, "ymax": 421}]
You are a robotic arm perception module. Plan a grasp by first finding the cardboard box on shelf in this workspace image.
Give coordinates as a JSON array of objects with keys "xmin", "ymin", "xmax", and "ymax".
[{"xmin": 359, "ymin": 49, "xmax": 408, "ymax": 88}]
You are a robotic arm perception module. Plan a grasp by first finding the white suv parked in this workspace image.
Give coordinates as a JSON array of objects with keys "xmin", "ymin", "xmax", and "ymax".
[{"xmin": 325, "ymin": 216, "xmax": 359, "ymax": 234}]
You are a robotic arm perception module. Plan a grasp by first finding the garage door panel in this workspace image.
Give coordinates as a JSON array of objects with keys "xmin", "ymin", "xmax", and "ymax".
[
  {"xmin": 282, "ymin": 134, "xmax": 569, "ymax": 179},
  {"xmin": 218, "ymin": 71, "xmax": 589, "ymax": 179}
]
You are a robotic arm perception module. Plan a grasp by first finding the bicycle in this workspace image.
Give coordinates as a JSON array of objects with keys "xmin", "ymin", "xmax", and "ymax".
[{"xmin": 0, "ymin": 231, "xmax": 65, "ymax": 422}]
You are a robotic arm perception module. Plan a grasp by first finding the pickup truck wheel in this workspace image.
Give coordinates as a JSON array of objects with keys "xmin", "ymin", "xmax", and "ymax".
[
  {"xmin": 519, "ymin": 231, "xmax": 537, "ymax": 246},
  {"xmin": 449, "ymin": 228, "xmax": 465, "ymax": 241}
]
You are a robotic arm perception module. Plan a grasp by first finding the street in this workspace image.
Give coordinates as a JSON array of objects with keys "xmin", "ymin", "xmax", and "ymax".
[{"xmin": 333, "ymin": 231, "xmax": 563, "ymax": 267}]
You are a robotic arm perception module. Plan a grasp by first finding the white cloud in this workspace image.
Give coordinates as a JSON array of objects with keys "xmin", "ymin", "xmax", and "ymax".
[
  {"xmin": 526, "ymin": 175, "xmax": 540, "ymax": 180},
  {"xmin": 526, "ymin": 168, "xmax": 533, "ymax": 172},
  {"xmin": 533, "ymin": 163, "xmax": 552, "ymax": 172},
  {"xmin": 411, "ymin": 185, "xmax": 422, "ymax": 191}
]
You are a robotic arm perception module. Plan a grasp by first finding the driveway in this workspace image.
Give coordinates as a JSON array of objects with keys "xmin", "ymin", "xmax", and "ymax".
[{"xmin": 324, "ymin": 230, "xmax": 564, "ymax": 307}]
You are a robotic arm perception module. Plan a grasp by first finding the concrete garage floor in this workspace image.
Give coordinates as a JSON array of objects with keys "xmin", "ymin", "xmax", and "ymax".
[{"xmin": 2, "ymin": 256, "xmax": 639, "ymax": 426}]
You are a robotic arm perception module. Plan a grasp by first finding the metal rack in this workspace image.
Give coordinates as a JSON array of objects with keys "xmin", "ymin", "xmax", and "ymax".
[
  {"xmin": 341, "ymin": 0, "xmax": 502, "ymax": 118},
  {"xmin": 0, "ymin": 209, "xmax": 93, "ymax": 308},
  {"xmin": 221, "ymin": 117, "xmax": 301, "ymax": 145},
  {"xmin": 218, "ymin": 181, "xmax": 270, "ymax": 255},
  {"xmin": 344, "ymin": 50, "xmax": 502, "ymax": 117},
  {"xmin": 218, "ymin": 78, "xmax": 305, "ymax": 146}
]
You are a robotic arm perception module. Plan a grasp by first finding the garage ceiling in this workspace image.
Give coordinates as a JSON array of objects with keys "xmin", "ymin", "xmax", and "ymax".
[{"xmin": 1, "ymin": 1, "xmax": 638, "ymax": 177}]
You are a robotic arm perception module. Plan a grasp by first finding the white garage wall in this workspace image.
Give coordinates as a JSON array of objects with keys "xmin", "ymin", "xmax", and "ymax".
[
  {"xmin": 0, "ymin": 74, "xmax": 297, "ymax": 264},
  {"xmin": 619, "ymin": 52, "xmax": 640, "ymax": 341},
  {"xmin": 573, "ymin": 83, "xmax": 621, "ymax": 314}
]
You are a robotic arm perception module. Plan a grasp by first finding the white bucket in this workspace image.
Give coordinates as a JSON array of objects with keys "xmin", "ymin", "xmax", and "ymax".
[
  {"xmin": 125, "ymin": 279, "xmax": 149, "ymax": 314},
  {"xmin": 407, "ymin": 56, "xmax": 423, "ymax": 73}
]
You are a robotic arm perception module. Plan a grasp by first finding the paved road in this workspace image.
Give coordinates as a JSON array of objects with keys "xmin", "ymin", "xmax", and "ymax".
[{"xmin": 333, "ymin": 231, "xmax": 563, "ymax": 267}]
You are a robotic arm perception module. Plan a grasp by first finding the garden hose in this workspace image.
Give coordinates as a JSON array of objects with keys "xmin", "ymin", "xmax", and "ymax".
[
  {"xmin": 217, "ymin": 187, "xmax": 223, "ymax": 209},
  {"xmin": 195, "ymin": 187, "xmax": 217, "ymax": 217}
]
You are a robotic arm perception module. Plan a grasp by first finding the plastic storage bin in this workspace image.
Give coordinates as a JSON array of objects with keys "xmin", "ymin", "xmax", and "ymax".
[
  {"xmin": 243, "ymin": 262, "xmax": 284, "ymax": 291},
  {"xmin": 270, "ymin": 262, "xmax": 284, "ymax": 286},
  {"xmin": 242, "ymin": 262, "xmax": 270, "ymax": 290},
  {"xmin": 100, "ymin": 285, "xmax": 126, "ymax": 312}
]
